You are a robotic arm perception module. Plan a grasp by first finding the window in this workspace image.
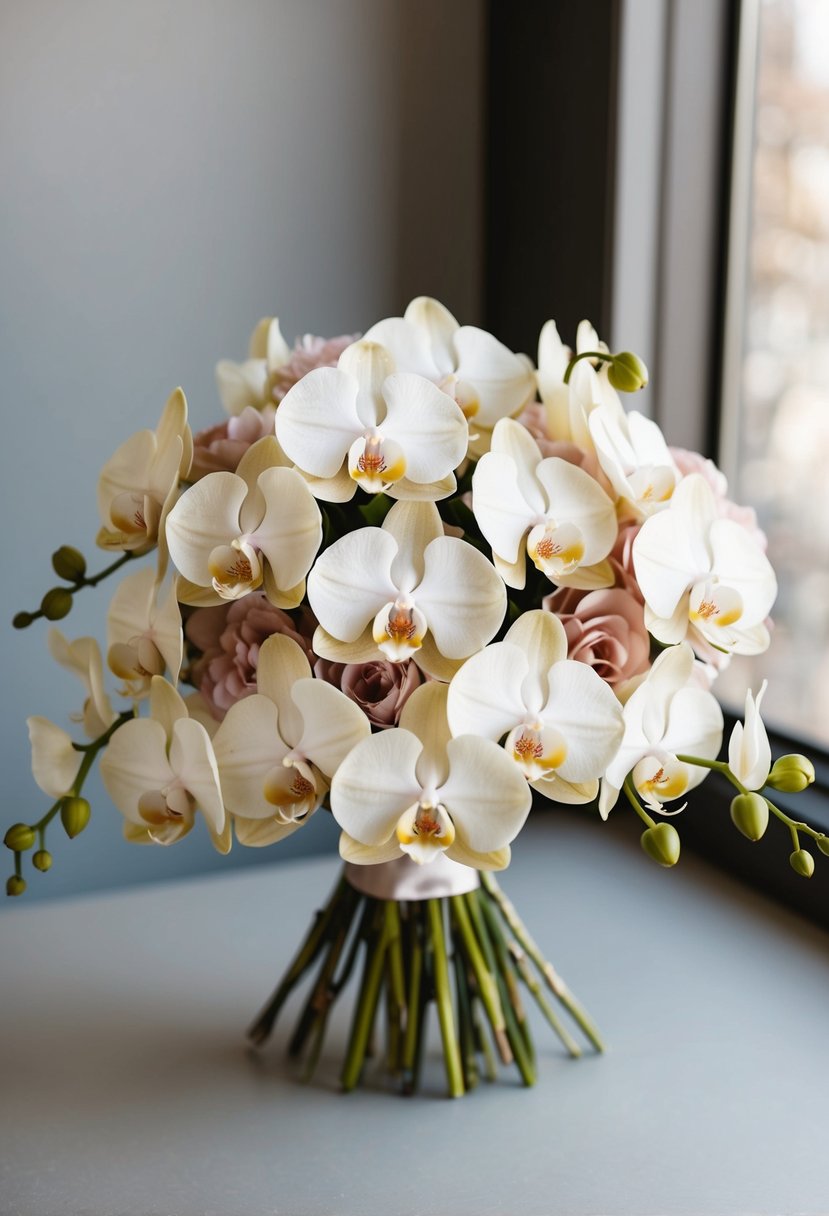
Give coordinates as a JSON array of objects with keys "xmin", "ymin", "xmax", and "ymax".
[{"xmin": 717, "ymin": 0, "xmax": 829, "ymax": 748}]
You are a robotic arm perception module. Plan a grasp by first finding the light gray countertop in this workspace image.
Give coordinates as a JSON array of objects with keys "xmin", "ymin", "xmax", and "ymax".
[{"xmin": 1, "ymin": 812, "xmax": 827, "ymax": 1216}]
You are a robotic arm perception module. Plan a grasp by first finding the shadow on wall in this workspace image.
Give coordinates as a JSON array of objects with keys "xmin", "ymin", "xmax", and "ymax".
[{"xmin": 0, "ymin": 0, "xmax": 484, "ymax": 902}]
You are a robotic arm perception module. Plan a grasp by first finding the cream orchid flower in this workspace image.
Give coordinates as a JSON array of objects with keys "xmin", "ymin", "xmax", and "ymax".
[
  {"xmin": 363, "ymin": 296, "xmax": 535, "ymax": 454},
  {"xmin": 27, "ymin": 718, "xmax": 83, "ymax": 798},
  {"xmin": 165, "ymin": 436, "xmax": 322, "ymax": 608},
  {"xmin": 447, "ymin": 610, "xmax": 623, "ymax": 805},
  {"xmin": 331, "ymin": 682, "xmax": 531, "ymax": 869},
  {"xmin": 307, "ymin": 500, "xmax": 506, "ymax": 680},
  {"xmin": 47, "ymin": 629, "xmax": 116, "ymax": 738},
  {"xmin": 537, "ymin": 319, "xmax": 622, "ymax": 446},
  {"xmin": 97, "ymin": 388, "xmax": 193, "ymax": 552},
  {"xmin": 632, "ymin": 474, "xmax": 777, "ymax": 655},
  {"xmin": 106, "ymin": 567, "xmax": 183, "ymax": 699},
  {"xmin": 212, "ymin": 635, "xmax": 369, "ymax": 847},
  {"xmin": 471, "ymin": 418, "xmax": 618, "ymax": 590},
  {"xmin": 728, "ymin": 681, "xmax": 771, "ymax": 791},
  {"xmin": 588, "ymin": 404, "xmax": 679, "ymax": 519},
  {"xmin": 215, "ymin": 317, "xmax": 291, "ymax": 415},
  {"xmin": 600, "ymin": 642, "xmax": 724, "ymax": 818},
  {"xmin": 275, "ymin": 339, "xmax": 468, "ymax": 502},
  {"xmin": 100, "ymin": 676, "xmax": 228, "ymax": 851}
]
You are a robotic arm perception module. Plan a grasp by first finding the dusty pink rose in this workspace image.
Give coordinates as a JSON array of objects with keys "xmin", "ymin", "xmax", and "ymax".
[
  {"xmin": 542, "ymin": 586, "xmax": 650, "ymax": 688},
  {"xmin": 670, "ymin": 447, "xmax": 767, "ymax": 550},
  {"xmin": 185, "ymin": 594, "xmax": 316, "ymax": 719},
  {"xmin": 314, "ymin": 658, "xmax": 423, "ymax": 728},
  {"xmin": 271, "ymin": 333, "xmax": 359, "ymax": 401},
  {"xmin": 191, "ymin": 404, "xmax": 277, "ymax": 480}
]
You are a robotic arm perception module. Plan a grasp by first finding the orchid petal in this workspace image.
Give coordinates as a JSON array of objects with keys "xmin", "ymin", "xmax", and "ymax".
[
  {"xmin": 330, "ymin": 729, "xmax": 423, "ymax": 845},
  {"xmin": 416, "ymin": 537, "xmax": 506, "ymax": 658},
  {"xmin": 446, "ymin": 838, "xmax": 511, "ymax": 872},
  {"xmin": 381, "ymin": 373, "xmax": 468, "ymax": 483},
  {"xmin": 337, "ymin": 340, "xmax": 394, "ymax": 427},
  {"xmin": 404, "ymin": 296, "xmax": 459, "ymax": 375},
  {"xmin": 535, "ymin": 457, "xmax": 617, "ymax": 565},
  {"xmin": 251, "ymin": 467, "xmax": 322, "ymax": 593},
  {"xmin": 530, "ymin": 772, "xmax": 599, "ymax": 805},
  {"xmin": 235, "ymin": 815, "xmax": 306, "ymax": 848},
  {"xmin": 311, "ymin": 625, "xmax": 383, "ymax": 665},
  {"xmin": 709, "ymin": 519, "xmax": 777, "ymax": 625},
  {"xmin": 291, "ymin": 678, "xmax": 371, "ymax": 777},
  {"xmin": 100, "ymin": 719, "xmax": 175, "ymax": 824},
  {"xmin": 490, "ymin": 418, "xmax": 547, "ymax": 515},
  {"xmin": 27, "ymin": 717, "xmax": 83, "ymax": 798},
  {"xmin": 381, "ymin": 499, "xmax": 443, "ymax": 591},
  {"xmin": 169, "ymin": 718, "xmax": 225, "ymax": 833},
  {"xmin": 728, "ymin": 681, "xmax": 770, "ymax": 790},
  {"xmin": 149, "ymin": 675, "xmax": 189, "ymax": 741},
  {"xmin": 398, "ymin": 682, "xmax": 452, "ymax": 790},
  {"xmin": 255, "ymin": 634, "xmax": 312, "ymax": 744},
  {"xmin": 446, "ymin": 642, "xmax": 529, "ymax": 742},
  {"xmin": 339, "ymin": 831, "xmax": 404, "ymax": 866},
  {"xmin": 633, "ymin": 476, "xmax": 718, "ymax": 620},
  {"xmin": 362, "ymin": 316, "xmax": 443, "ymax": 380},
  {"xmin": 215, "ymin": 358, "xmax": 268, "ymax": 416},
  {"xmin": 213, "ymin": 695, "xmax": 288, "ymax": 820},
  {"xmin": 439, "ymin": 736, "xmax": 531, "ymax": 851},
  {"xmin": 505, "ymin": 610, "xmax": 569, "ymax": 714},
  {"xmin": 453, "ymin": 327, "xmax": 535, "ymax": 428},
  {"xmin": 307, "ymin": 526, "xmax": 398, "ymax": 641},
  {"xmin": 275, "ymin": 367, "xmax": 363, "ymax": 478},
  {"xmin": 542, "ymin": 660, "xmax": 624, "ymax": 782},
  {"xmin": 165, "ymin": 473, "xmax": 247, "ymax": 586}
]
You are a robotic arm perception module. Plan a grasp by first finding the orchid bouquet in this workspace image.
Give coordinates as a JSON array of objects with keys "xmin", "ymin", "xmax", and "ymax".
[{"xmin": 6, "ymin": 299, "xmax": 823, "ymax": 1098}]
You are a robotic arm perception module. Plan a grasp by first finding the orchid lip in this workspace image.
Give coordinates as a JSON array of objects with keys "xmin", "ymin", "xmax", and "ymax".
[{"xmin": 372, "ymin": 598, "xmax": 427, "ymax": 662}]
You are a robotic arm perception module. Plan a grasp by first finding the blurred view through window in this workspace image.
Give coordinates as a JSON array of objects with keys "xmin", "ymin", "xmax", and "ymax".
[{"xmin": 718, "ymin": 0, "xmax": 829, "ymax": 747}]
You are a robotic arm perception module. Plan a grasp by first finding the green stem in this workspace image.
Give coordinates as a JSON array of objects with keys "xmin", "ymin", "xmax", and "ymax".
[
  {"xmin": 450, "ymin": 923, "xmax": 479, "ymax": 1090},
  {"xmin": 427, "ymin": 899, "xmax": 465, "ymax": 1099},
  {"xmin": 401, "ymin": 910, "xmax": 424, "ymax": 1090},
  {"xmin": 450, "ymin": 894, "xmax": 511, "ymax": 1063},
  {"xmin": 341, "ymin": 906, "xmax": 389, "ymax": 1092},
  {"xmin": 676, "ymin": 754, "xmax": 825, "ymax": 841},
  {"xmin": 473, "ymin": 893, "xmax": 535, "ymax": 1086},
  {"xmin": 623, "ymin": 776, "xmax": 656, "ymax": 828},
  {"xmin": 479, "ymin": 872, "xmax": 606, "ymax": 1053},
  {"xmin": 563, "ymin": 349, "xmax": 613, "ymax": 385},
  {"xmin": 507, "ymin": 938, "xmax": 582, "ymax": 1058},
  {"xmin": 16, "ymin": 551, "xmax": 137, "ymax": 628}
]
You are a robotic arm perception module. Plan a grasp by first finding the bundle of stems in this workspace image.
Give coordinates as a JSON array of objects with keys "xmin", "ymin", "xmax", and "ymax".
[{"xmin": 248, "ymin": 870, "xmax": 604, "ymax": 1097}]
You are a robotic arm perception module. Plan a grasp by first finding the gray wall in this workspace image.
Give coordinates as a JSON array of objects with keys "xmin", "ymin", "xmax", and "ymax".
[{"xmin": 0, "ymin": 0, "xmax": 484, "ymax": 901}]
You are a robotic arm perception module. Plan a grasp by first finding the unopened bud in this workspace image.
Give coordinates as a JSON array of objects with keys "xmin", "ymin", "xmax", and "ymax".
[
  {"xmin": 640, "ymin": 823, "xmax": 680, "ymax": 867},
  {"xmin": 4, "ymin": 823, "xmax": 35, "ymax": 852},
  {"xmin": 12, "ymin": 611, "xmax": 34, "ymax": 630},
  {"xmin": 730, "ymin": 792, "xmax": 769, "ymax": 841},
  {"xmin": 6, "ymin": 875, "xmax": 26, "ymax": 897},
  {"xmin": 817, "ymin": 836, "xmax": 829, "ymax": 857},
  {"xmin": 41, "ymin": 588, "xmax": 73, "ymax": 621},
  {"xmin": 32, "ymin": 849, "xmax": 52, "ymax": 872},
  {"xmin": 61, "ymin": 796, "xmax": 91, "ymax": 839},
  {"xmin": 608, "ymin": 351, "xmax": 649, "ymax": 392},
  {"xmin": 789, "ymin": 848, "xmax": 815, "ymax": 878},
  {"xmin": 766, "ymin": 754, "xmax": 815, "ymax": 794},
  {"xmin": 52, "ymin": 545, "xmax": 87, "ymax": 583}
]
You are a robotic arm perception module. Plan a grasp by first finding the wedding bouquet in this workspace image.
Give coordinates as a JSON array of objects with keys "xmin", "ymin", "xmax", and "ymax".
[{"xmin": 6, "ymin": 299, "xmax": 823, "ymax": 1098}]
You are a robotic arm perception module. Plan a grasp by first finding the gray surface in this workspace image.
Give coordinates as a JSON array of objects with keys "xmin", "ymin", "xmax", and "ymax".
[
  {"xmin": 0, "ymin": 0, "xmax": 483, "ymax": 900},
  {"xmin": 1, "ymin": 813, "xmax": 827, "ymax": 1216}
]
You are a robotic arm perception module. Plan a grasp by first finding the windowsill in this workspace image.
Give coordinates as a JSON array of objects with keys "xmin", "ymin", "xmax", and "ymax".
[{"xmin": 2, "ymin": 811, "xmax": 826, "ymax": 1215}]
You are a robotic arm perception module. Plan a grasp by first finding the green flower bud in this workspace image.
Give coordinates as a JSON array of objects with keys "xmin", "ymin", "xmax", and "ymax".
[
  {"xmin": 729, "ymin": 792, "xmax": 769, "ymax": 841},
  {"xmin": 608, "ymin": 351, "xmax": 649, "ymax": 393},
  {"xmin": 766, "ymin": 754, "xmax": 815, "ymax": 793},
  {"xmin": 51, "ymin": 545, "xmax": 87, "ymax": 583},
  {"xmin": 61, "ymin": 796, "xmax": 91, "ymax": 839},
  {"xmin": 6, "ymin": 875, "xmax": 26, "ymax": 897},
  {"xmin": 40, "ymin": 588, "xmax": 73, "ymax": 621},
  {"xmin": 32, "ymin": 849, "xmax": 52, "ymax": 872},
  {"xmin": 12, "ymin": 611, "xmax": 34, "ymax": 630},
  {"xmin": 789, "ymin": 848, "xmax": 815, "ymax": 878},
  {"xmin": 4, "ymin": 823, "xmax": 35, "ymax": 851},
  {"xmin": 640, "ymin": 823, "xmax": 680, "ymax": 867},
  {"xmin": 816, "ymin": 836, "xmax": 829, "ymax": 857}
]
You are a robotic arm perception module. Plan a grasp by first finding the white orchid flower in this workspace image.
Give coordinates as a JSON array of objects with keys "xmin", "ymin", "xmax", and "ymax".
[
  {"xmin": 27, "ymin": 718, "xmax": 83, "ymax": 798},
  {"xmin": 537, "ymin": 319, "xmax": 622, "ymax": 446},
  {"xmin": 97, "ymin": 388, "xmax": 193, "ymax": 552},
  {"xmin": 588, "ymin": 404, "xmax": 679, "ymax": 519},
  {"xmin": 471, "ymin": 418, "xmax": 617, "ymax": 590},
  {"xmin": 275, "ymin": 338, "xmax": 468, "ymax": 503},
  {"xmin": 100, "ymin": 676, "xmax": 228, "ymax": 851},
  {"xmin": 165, "ymin": 436, "xmax": 322, "ymax": 609},
  {"xmin": 106, "ymin": 567, "xmax": 183, "ymax": 699},
  {"xmin": 47, "ymin": 629, "xmax": 116, "ymax": 738},
  {"xmin": 331, "ymin": 682, "xmax": 531, "ymax": 869},
  {"xmin": 307, "ymin": 499, "xmax": 506, "ymax": 680},
  {"xmin": 601, "ymin": 642, "xmax": 724, "ymax": 818},
  {"xmin": 363, "ymin": 296, "xmax": 535, "ymax": 455},
  {"xmin": 216, "ymin": 316, "xmax": 291, "ymax": 415},
  {"xmin": 212, "ymin": 634, "xmax": 370, "ymax": 847},
  {"xmin": 632, "ymin": 474, "xmax": 777, "ymax": 655},
  {"xmin": 447, "ymin": 610, "xmax": 623, "ymax": 805},
  {"xmin": 728, "ymin": 681, "xmax": 771, "ymax": 791}
]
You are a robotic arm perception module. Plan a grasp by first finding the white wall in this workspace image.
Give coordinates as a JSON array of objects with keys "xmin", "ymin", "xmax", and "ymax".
[{"xmin": 0, "ymin": 0, "xmax": 484, "ymax": 900}]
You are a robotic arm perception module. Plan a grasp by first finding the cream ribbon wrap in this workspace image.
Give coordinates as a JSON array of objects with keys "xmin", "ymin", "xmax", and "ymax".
[{"xmin": 344, "ymin": 852, "xmax": 480, "ymax": 900}]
